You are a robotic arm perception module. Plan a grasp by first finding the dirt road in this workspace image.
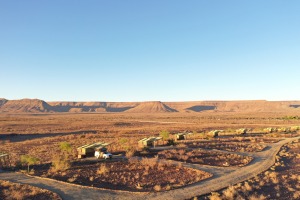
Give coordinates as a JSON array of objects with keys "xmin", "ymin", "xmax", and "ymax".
[{"xmin": 1, "ymin": 136, "xmax": 299, "ymax": 200}]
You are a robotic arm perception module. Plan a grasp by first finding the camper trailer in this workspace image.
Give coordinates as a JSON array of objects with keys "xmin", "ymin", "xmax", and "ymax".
[
  {"xmin": 138, "ymin": 137, "xmax": 162, "ymax": 148},
  {"xmin": 77, "ymin": 142, "xmax": 110, "ymax": 159}
]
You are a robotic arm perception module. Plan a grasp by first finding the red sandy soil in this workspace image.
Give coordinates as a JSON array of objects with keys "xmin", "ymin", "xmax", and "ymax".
[
  {"xmin": 185, "ymin": 141, "xmax": 267, "ymax": 152},
  {"xmin": 34, "ymin": 160, "xmax": 212, "ymax": 192},
  {"xmin": 199, "ymin": 139, "xmax": 300, "ymax": 200},
  {"xmin": 0, "ymin": 180, "xmax": 61, "ymax": 200},
  {"xmin": 158, "ymin": 149, "xmax": 253, "ymax": 167}
]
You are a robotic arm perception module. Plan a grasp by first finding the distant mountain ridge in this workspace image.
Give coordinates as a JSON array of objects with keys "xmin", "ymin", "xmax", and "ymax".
[
  {"xmin": 0, "ymin": 98, "xmax": 300, "ymax": 113},
  {"xmin": 0, "ymin": 99, "xmax": 52, "ymax": 113},
  {"xmin": 125, "ymin": 101, "xmax": 177, "ymax": 113}
]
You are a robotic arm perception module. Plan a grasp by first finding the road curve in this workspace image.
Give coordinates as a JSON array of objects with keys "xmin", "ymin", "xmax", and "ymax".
[{"xmin": 0, "ymin": 136, "xmax": 299, "ymax": 200}]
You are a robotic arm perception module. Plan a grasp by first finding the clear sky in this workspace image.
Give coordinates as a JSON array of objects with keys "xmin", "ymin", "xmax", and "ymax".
[{"xmin": 0, "ymin": 1, "xmax": 299, "ymax": 102}]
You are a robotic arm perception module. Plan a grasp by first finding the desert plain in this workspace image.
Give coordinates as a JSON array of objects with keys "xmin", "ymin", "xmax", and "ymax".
[{"xmin": 0, "ymin": 99, "xmax": 300, "ymax": 200}]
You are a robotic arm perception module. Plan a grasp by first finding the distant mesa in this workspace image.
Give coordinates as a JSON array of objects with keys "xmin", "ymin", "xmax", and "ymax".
[
  {"xmin": 0, "ymin": 98, "xmax": 300, "ymax": 113},
  {"xmin": 0, "ymin": 99, "xmax": 52, "ymax": 113},
  {"xmin": 125, "ymin": 101, "xmax": 178, "ymax": 113}
]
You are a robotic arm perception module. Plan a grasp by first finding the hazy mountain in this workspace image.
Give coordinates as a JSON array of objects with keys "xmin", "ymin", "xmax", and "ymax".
[{"xmin": 0, "ymin": 98, "xmax": 299, "ymax": 113}]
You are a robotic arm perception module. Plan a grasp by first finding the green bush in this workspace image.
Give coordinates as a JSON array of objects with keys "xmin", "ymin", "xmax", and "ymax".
[
  {"xmin": 160, "ymin": 130, "xmax": 170, "ymax": 141},
  {"xmin": 20, "ymin": 155, "xmax": 39, "ymax": 173}
]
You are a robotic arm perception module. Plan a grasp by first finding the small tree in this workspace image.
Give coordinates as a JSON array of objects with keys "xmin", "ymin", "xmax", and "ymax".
[
  {"xmin": 51, "ymin": 142, "xmax": 73, "ymax": 172},
  {"xmin": 160, "ymin": 130, "xmax": 170, "ymax": 141},
  {"xmin": 119, "ymin": 138, "xmax": 129, "ymax": 151},
  {"xmin": 59, "ymin": 142, "xmax": 72, "ymax": 154},
  {"xmin": 160, "ymin": 130, "xmax": 170, "ymax": 145},
  {"xmin": 20, "ymin": 155, "xmax": 39, "ymax": 173}
]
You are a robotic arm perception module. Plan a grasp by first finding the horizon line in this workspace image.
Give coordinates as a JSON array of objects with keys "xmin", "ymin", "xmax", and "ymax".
[{"xmin": 2, "ymin": 98, "xmax": 300, "ymax": 103}]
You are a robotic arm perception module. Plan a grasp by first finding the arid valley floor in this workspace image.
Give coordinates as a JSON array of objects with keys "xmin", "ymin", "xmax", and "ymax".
[{"xmin": 1, "ymin": 102, "xmax": 300, "ymax": 199}]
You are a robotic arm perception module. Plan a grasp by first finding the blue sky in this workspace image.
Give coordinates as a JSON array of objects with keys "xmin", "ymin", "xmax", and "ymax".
[{"xmin": 0, "ymin": 1, "xmax": 299, "ymax": 101}]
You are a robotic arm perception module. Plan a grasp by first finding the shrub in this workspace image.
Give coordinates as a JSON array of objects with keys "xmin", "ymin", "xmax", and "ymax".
[
  {"xmin": 51, "ymin": 142, "xmax": 73, "ymax": 172},
  {"xmin": 126, "ymin": 148, "xmax": 136, "ymax": 158},
  {"xmin": 293, "ymin": 191, "xmax": 300, "ymax": 199},
  {"xmin": 140, "ymin": 157, "xmax": 158, "ymax": 169},
  {"xmin": 249, "ymin": 194, "xmax": 267, "ymax": 200},
  {"xmin": 223, "ymin": 186, "xmax": 236, "ymax": 199},
  {"xmin": 153, "ymin": 184, "xmax": 161, "ymax": 191},
  {"xmin": 51, "ymin": 156, "xmax": 71, "ymax": 172},
  {"xmin": 244, "ymin": 181, "xmax": 252, "ymax": 191},
  {"xmin": 119, "ymin": 138, "xmax": 129, "ymax": 150},
  {"xmin": 67, "ymin": 177, "xmax": 77, "ymax": 183},
  {"xmin": 97, "ymin": 164, "xmax": 110, "ymax": 175},
  {"xmin": 20, "ymin": 155, "xmax": 39, "ymax": 173},
  {"xmin": 59, "ymin": 142, "xmax": 72, "ymax": 153},
  {"xmin": 209, "ymin": 192, "xmax": 222, "ymax": 200},
  {"xmin": 160, "ymin": 130, "xmax": 170, "ymax": 141}
]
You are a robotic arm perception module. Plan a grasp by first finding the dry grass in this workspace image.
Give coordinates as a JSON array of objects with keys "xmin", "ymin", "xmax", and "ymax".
[
  {"xmin": 1, "ymin": 112, "xmax": 299, "ymax": 135},
  {"xmin": 51, "ymin": 156, "xmax": 71, "ymax": 172},
  {"xmin": 97, "ymin": 164, "xmax": 110, "ymax": 175},
  {"xmin": 186, "ymin": 141, "xmax": 267, "ymax": 152},
  {"xmin": 199, "ymin": 139, "xmax": 300, "ymax": 200},
  {"xmin": 36, "ymin": 161, "xmax": 212, "ymax": 192},
  {"xmin": 0, "ymin": 112, "xmax": 299, "ymax": 166},
  {"xmin": 0, "ymin": 180, "xmax": 61, "ymax": 200},
  {"xmin": 158, "ymin": 149, "xmax": 252, "ymax": 167}
]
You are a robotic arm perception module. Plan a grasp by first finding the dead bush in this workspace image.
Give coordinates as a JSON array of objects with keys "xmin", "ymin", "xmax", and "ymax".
[
  {"xmin": 209, "ymin": 192, "xmax": 222, "ymax": 200},
  {"xmin": 243, "ymin": 181, "xmax": 252, "ymax": 191},
  {"xmin": 249, "ymin": 194, "xmax": 267, "ymax": 200},
  {"xmin": 97, "ymin": 164, "xmax": 110, "ymax": 175},
  {"xmin": 140, "ymin": 157, "xmax": 158, "ymax": 169},
  {"xmin": 153, "ymin": 184, "xmax": 162, "ymax": 191},
  {"xmin": 125, "ymin": 149, "xmax": 136, "ymax": 158},
  {"xmin": 222, "ymin": 186, "xmax": 236, "ymax": 199}
]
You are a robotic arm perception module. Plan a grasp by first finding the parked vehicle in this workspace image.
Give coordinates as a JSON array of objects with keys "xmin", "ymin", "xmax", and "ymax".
[{"xmin": 95, "ymin": 149, "xmax": 112, "ymax": 159}]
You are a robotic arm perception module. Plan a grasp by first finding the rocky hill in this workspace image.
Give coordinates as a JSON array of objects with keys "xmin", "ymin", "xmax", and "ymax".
[
  {"xmin": 125, "ymin": 101, "xmax": 177, "ymax": 113},
  {"xmin": 0, "ymin": 98, "xmax": 8, "ymax": 107},
  {"xmin": 0, "ymin": 99, "xmax": 53, "ymax": 113},
  {"xmin": 0, "ymin": 98, "xmax": 299, "ymax": 113}
]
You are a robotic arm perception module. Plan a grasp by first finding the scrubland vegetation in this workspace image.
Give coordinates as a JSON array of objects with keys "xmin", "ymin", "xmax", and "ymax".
[
  {"xmin": 185, "ymin": 141, "xmax": 266, "ymax": 152},
  {"xmin": 0, "ymin": 180, "xmax": 61, "ymax": 200},
  {"xmin": 158, "ymin": 149, "xmax": 252, "ymax": 167},
  {"xmin": 34, "ymin": 157, "xmax": 211, "ymax": 192},
  {"xmin": 198, "ymin": 139, "xmax": 300, "ymax": 200},
  {"xmin": 0, "ymin": 112, "xmax": 299, "ymax": 198}
]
